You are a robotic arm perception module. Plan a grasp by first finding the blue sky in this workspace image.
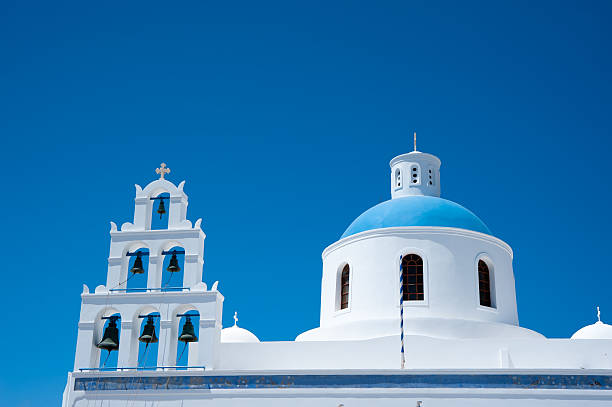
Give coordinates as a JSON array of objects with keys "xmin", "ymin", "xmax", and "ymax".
[{"xmin": 1, "ymin": 1, "xmax": 611, "ymax": 405}]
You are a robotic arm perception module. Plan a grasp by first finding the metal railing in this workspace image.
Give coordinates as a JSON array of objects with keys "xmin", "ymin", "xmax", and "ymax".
[
  {"xmin": 108, "ymin": 287, "xmax": 190, "ymax": 293},
  {"xmin": 79, "ymin": 366, "xmax": 205, "ymax": 372}
]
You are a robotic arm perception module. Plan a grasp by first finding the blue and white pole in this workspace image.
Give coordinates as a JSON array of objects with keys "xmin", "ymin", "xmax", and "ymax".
[{"xmin": 399, "ymin": 255, "xmax": 405, "ymax": 369}]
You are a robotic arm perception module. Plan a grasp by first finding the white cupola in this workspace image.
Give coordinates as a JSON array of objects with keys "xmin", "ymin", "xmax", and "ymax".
[
  {"xmin": 571, "ymin": 307, "xmax": 612, "ymax": 340},
  {"xmin": 390, "ymin": 133, "xmax": 441, "ymax": 198},
  {"xmin": 220, "ymin": 312, "xmax": 260, "ymax": 343}
]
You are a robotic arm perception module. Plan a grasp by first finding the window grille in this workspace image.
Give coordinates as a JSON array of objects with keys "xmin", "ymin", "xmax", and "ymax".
[
  {"xmin": 402, "ymin": 254, "xmax": 424, "ymax": 301},
  {"xmin": 340, "ymin": 264, "xmax": 350, "ymax": 309},
  {"xmin": 478, "ymin": 260, "xmax": 492, "ymax": 307}
]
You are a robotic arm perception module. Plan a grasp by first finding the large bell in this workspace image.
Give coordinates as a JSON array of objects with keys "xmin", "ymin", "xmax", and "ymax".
[
  {"xmin": 178, "ymin": 316, "xmax": 198, "ymax": 343},
  {"xmin": 138, "ymin": 316, "xmax": 158, "ymax": 344},
  {"xmin": 166, "ymin": 253, "xmax": 181, "ymax": 273},
  {"xmin": 97, "ymin": 318, "xmax": 120, "ymax": 352},
  {"xmin": 130, "ymin": 254, "xmax": 145, "ymax": 274},
  {"xmin": 156, "ymin": 198, "xmax": 166, "ymax": 219}
]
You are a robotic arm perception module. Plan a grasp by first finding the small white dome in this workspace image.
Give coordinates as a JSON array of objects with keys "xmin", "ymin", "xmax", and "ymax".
[
  {"xmin": 220, "ymin": 313, "xmax": 259, "ymax": 343},
  {"xmin": 572, "ymin": 308, "xmax": 612, "ymax": 339},
  {"xmin": 221, "ymin": 325, "xmax": 260, "ymax": 343},
  {"xmin": 571, "ymin": 321, "xmax": 612, "ymax": 340}
]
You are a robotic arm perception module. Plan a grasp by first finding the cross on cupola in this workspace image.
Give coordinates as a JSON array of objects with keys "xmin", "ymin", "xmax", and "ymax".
[{"xmin": 156, "ymin": 163, "xmax": 171, "ymax": 180}]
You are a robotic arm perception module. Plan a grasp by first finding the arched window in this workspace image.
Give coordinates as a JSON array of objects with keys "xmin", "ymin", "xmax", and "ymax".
[
  {"xmin": 395, "ymin": 169, "xmax": 402, "ymax": 188},
  {"xmin": 478, "ymin": 260, "xmax": 492, "ymax": 307},
  {"xmin": 402, "ymin": 254, "xmax": 424, "ymax": 301},
  {"xmin": 340, "ymin": 264, "xmax": 350, "ymax": 310}
]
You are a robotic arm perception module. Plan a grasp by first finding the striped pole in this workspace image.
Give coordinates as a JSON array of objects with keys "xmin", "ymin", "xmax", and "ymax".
[{"xmin": 399, "ymin": 255, "xmax": 405, "ymax": 369}]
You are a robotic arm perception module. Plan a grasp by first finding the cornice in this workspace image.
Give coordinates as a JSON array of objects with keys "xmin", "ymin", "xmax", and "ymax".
[{"xmin": 322, "ymin": 227, "xmax": 513, "ymax": 258}]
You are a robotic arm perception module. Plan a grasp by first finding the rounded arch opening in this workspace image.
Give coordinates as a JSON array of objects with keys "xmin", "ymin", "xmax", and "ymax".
[
  {"xmin": 402, "ymin": 254, "xmax": 424, "ymax": 301},
  {"xmin": 92, "ymin": 307, "xmax": 121, "ymax": 369},
  {"xmin": 124, "ymin": 244, "xmax": 150, "ymax": 291},
  {"xmin": 150, "ymin": 192, "xmax": 170, "ymax": 230},
  {"xmin": 136, "ymin": 310, "xmax": 160, "ymax": 369},
  {"xmin": 160, "ymin": 244, "xmax": 185, "ymax": 290},
  {"xmin": 395, "ymin": 168, "xmax": 402, "ymax": 189},
  {"xmin": 477, "ymin": 257, "xmax": 495, "ymax": 308},
  {"xmin": 175, "ymin": 308, "xmax": 200, "ymax": 369},
  {"xmin": 97, "ymin": 312, "xmax": 121, "ymax": 370},
  {"xmin": 335, "ymin": 263, "xmax": 351, "ymax": 311}
]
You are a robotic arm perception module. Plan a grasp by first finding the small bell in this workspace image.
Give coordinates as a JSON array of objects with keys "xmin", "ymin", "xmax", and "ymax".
[
  {"xmin": 130, "ymin": 254, "xmax": 145, "ymax": 274},
  {"xmin": 157, "ymin": 198, "xmax": 166, "ymax": 219},
  {"xmin": 97, "ymin": 317, "xmax": 120, "ymax": 352},
  {"xmin": 138, "ymin": 316, "xmax": 158, "ymax": 344},
  {"xmin": 178, "ymin": 316, "xmax": 198, "ymax": 343},
  {"xmin": 166, "ymin": 253, "xmax": 181, "ymax": 273}
]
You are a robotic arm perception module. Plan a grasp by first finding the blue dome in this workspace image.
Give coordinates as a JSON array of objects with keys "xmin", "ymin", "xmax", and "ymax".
[{"xmin": 341, "ymin": 196, "xmax": 491, "ymax": 238}]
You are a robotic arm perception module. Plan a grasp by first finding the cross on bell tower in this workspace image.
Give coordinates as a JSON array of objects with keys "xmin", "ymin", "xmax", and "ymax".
[{"xmin": 156, "ymin": 163, "xmax": 171, "ymax": 180}]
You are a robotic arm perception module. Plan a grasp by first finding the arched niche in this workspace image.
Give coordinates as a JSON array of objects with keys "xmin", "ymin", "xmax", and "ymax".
[
  {"xmin": 135, "ymin": 309, "xmax": 161, "ymax": 370},
  {"xmin": 122, "ymin": 244, "xmax": 150, "ymax": 292},
  {"xmin": 92, "ymin": 308, "xmax": 121, "ymax": 369},
  {"xmin": 172, "ymin": 305, "xmax": 200, "ymax": 369},
  {"xmin": 159, "ymin": 243, "xmax": 186, "ymax": 291},
  {"xmin": 150, "ymin": 192, "xmax": 170, "ymax": 230}
]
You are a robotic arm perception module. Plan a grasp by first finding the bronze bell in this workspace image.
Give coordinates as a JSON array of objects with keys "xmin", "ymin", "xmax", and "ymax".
[
  {"xmin": 157, "ymin": 198, "xmax": 166, "ymax": 219},
  {"xmin": 130, "ymin": 254, "xmax": 145, "ymax": 274},
  {"xmin": 97, "ymin": 317, "xmax": 120, "ymax": 352},
  {"xmin": 166, "ymin": 253, "xmax": 181, "ymax": 273},
  {"xmin": 138, "ymin": 316, "xmax": 158, "ymax": 344},
  {"xmin": 178, "ymin": 316, "xmax": 198, "ymax": 343}
]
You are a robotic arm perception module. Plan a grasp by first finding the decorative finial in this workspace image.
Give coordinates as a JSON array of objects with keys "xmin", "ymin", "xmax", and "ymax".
[
  {"xmin": 597, "ymin": 306, "xmax": 601, "ymax": 323},
  {"xmin": 155, "ymin": 163, "xmax": 170, "ymax": 180},
  {"xmin": 233, "ymin": 311, "xmax": 238, "ymax": 326},
  {"xmin": 413, "ymin": 132, "xmax": 417, "ymax": 152}
]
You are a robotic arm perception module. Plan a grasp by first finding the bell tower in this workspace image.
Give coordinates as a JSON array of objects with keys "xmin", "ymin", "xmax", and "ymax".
[{"xmin": 71, "ymin": 163, "xmax": 224, "ymax": 373}]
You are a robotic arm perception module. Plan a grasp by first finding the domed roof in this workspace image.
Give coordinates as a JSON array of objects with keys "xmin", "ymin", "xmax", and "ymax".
[
  {"xmin": 341, "ymin": 196, "xmax": 491, "ymax": 238},
  {"xmin": 220, "ymin": 313, "xmax": 260, "ymax": 343},
  {"xmin": 571, "ymin": 309, "xmax": 612, "ymax": 339},
  {"xmin": 220, "ymin": 325, "xmax": 260, "ymax": 343},
  {"xmin": 571, "ymin": 321, "xmax": 612, "ymax": 339}
]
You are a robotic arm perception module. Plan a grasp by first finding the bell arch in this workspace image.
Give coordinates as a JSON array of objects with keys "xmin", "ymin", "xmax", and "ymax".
[
  {"xmin": 172, "ymin": 304, "xmax": 200, "ymax": 368},
  {"xmin": 122, "ymin": 243, "xmax": 150, "ymax": 292},
  {"xmin": 91, "ymin": 307, "xmax": 121, "ymax": 369},
  {"xmin": 150, "ymin": 191, "xmax": 170, "ymax": 230},
  {"xmin": 159, "ymin": 243, "xmax": 186, "ymax": 291},
  {"xmin": 127, "ymin": 306, "xmax": 161, "ymax": 369}
]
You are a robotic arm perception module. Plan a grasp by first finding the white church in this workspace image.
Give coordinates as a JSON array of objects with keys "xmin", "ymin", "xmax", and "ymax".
[{"xmin": 62, "ymin": 146, "xmax": 612, "ymax": 406}]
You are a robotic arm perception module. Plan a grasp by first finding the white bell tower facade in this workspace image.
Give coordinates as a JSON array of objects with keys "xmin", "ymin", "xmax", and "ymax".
[{"xmin": 71, "ymin": 164, "xmax": 224, "ymax": 374}]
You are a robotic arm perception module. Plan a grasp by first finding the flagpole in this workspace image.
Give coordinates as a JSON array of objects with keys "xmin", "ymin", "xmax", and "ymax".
[{"xmin": 400, "ymin": 255, "xmax": 405, "ymax": 369}]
